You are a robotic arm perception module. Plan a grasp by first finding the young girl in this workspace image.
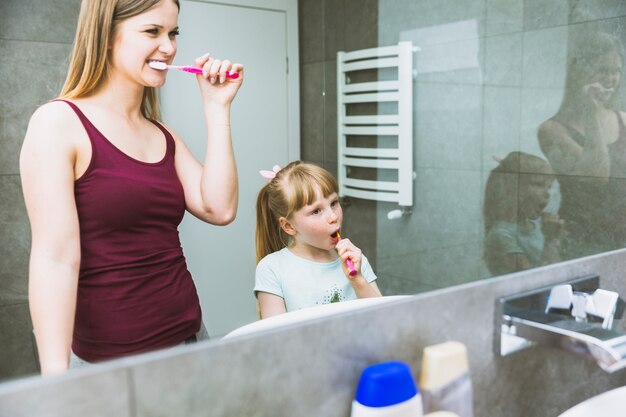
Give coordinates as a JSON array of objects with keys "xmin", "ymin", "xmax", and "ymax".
[
  {"xmin": 483, "ymin": 152, "xmax": 566, "ymax": 275},
  {"xmin": 254, "ymin": 161, "xmax": 382, "ymax": 318},
  {"xmin": 20, "ymin": 0, "xmax": 243, "ymax": 374}
]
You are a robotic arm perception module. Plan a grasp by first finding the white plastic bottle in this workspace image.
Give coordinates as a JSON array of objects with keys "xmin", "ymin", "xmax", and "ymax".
[{"xmin": 351, "ymin": 361, "xmax": 423, "ymax": 417}]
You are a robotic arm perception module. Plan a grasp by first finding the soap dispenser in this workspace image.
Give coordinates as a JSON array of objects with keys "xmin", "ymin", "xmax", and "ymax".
[{"xmin": 351, "ymin": 361, "xmax": 423, "ymax": 417}]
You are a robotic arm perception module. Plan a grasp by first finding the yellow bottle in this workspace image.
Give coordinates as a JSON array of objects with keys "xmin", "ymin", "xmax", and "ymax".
[{"xmin": 419, "ymin": 341, "xmax": 473, "ymax": 417}]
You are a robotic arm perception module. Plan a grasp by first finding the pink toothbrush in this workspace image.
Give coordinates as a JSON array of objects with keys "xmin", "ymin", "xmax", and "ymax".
[
  {"xmin": 333, "ymin": 231, "xmax": 357, "ymax": 276},
  {"xmin": 148, "ymin": 61, "xmax": 239, "ymax": 79}
]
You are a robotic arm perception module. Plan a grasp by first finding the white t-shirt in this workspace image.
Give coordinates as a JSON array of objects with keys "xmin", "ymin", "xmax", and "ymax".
[{"xmin": 254, "ymin": 247, "xmax": 378, "ymax": 312}]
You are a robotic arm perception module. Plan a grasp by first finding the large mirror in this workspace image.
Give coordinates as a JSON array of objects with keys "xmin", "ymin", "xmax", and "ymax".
[{"xmin": 2, "ymin": 0, "xmax": 626, "ymax": 382}]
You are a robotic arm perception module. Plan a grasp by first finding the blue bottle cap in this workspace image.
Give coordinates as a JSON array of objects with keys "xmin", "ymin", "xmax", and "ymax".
[{"xmin": 354, "ymin": 361, "xmax": 418, "ymax": 407}]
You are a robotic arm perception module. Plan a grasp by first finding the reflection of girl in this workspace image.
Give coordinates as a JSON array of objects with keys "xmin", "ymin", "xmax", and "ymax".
[
  {"xmin": 483, "ymin": 152, "xmax": 565, "ymax": 275},
  {"xmin": 254, "ymin": 161, "xmax": 381, "ymax": 319},
  {"xmin": 538, "ymin": 32, "xmax": 625, "ymax": 258},
  {"xmin": 20, "ymin": 0, "xmax": 243, "ymax": 374}
]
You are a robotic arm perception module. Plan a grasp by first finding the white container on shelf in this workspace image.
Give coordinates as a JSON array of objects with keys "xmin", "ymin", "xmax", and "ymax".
[{"xmin": 351, "ymin": 361, "xmax": 423, "ymax": 417}]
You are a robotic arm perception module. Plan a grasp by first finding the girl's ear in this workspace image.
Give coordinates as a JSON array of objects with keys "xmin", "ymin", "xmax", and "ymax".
[{"xmin": 279, "ymin": 217, "xmax": 297, "ymax": 236}]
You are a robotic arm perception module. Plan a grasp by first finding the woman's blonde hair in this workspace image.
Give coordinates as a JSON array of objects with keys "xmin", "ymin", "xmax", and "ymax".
[
  {"xmin": 59, "ymin": 0, "xmax": 179, "ymax": 120},
  {"xmin": 255, "ymin": 161, "xmax": 339, "ymax": 263}
]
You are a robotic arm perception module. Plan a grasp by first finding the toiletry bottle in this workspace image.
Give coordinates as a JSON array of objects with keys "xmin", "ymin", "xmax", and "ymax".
[
  {"xmin": 419, "ymin": 341, "xmax": 473, "ymax": 417},
  {"xmin": 351, "ymin": 361, "xmax": 423, "ymax": 417}
]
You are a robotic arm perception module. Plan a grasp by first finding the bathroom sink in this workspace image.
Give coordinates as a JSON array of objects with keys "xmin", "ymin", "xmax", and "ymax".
[
  {"xmin": 223, "ymin": 295, "xmax": 411, "ymax": 339},
  {"xmin": 558, "ymin": 386, "xmax": 626, "ymax": 417}
]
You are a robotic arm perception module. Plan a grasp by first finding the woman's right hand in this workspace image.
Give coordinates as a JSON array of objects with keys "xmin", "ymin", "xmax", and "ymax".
[
  {"xmin": 194, "ymin": 52, "xmax": 244, "ymax": 107},
  {"xmin": 583, "ymin": 82, "xmax": 612, "ymax": 109}
]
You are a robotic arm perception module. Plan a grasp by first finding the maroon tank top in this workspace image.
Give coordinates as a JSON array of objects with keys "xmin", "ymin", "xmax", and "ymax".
[{"xmin": 60, "ymin": 100, "xmax": 201, "ymax": 362}]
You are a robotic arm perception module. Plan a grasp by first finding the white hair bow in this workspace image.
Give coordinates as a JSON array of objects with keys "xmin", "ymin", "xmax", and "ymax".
[{"xmin": 259, "ymin": 165, "xmax": 282, "ymax": 180}]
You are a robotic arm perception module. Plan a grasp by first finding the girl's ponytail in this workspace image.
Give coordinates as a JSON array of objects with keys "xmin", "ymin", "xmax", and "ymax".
[{"xmin": 255, "ymin": 185, "xmax": 284, "ymax": 263}]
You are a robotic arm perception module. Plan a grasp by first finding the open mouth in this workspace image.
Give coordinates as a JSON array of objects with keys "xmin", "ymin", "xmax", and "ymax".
[{"xmin": 331, "ymin": 230, "xmax": 341, "ymax": 239}]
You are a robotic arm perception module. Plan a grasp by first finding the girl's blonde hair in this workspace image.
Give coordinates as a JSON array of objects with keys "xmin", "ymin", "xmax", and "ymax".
[
  {"xmin": 59, "ymin": 0, "xmax": 180, "ymax": 120},
  {"xmin": 255, "ymin": 161, "xmax": 339, "ymax": 263},
  {"xmin": 483, "ymin": 151, "xmax": 554, "ymax": 233}
]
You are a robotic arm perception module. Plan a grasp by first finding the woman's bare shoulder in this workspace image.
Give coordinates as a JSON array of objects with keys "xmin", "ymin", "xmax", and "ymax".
[
  {"xmin": 155, "ymin": 119, "xmax": 183, "ymax": 141},
  {"xmin": 26, "ymin": 101, "xmax": 84, "ymax": 144},
  {"xmin": 29, "ymin": 100, "xmax": 77, "ymax": 127},
  {"xmin": 537, "ymin": 117, "xmax": 570, "ymax": 142}
]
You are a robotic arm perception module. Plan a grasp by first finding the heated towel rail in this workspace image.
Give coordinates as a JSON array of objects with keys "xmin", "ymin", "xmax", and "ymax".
[{"xmin": 337, "ymin": 41, "xmax": 417, "ymax": 207}]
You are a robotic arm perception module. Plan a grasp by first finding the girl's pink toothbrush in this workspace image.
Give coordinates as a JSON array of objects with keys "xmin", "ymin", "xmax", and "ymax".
[
  {"xmin": 148, "ymin": 61, "xmax": 239, "ymax": 79},
  {"xmin": 333, "ymin": 232, "xmax": 357, "ymax": 276}
]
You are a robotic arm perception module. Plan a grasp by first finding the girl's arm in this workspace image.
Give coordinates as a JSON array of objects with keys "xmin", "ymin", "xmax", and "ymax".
[
  {"xmin": 336, "ymin": 239, "xmax": 382, "ymax": 298},
  {"xmin": 20, "ymin": 103, "xmax": 82, "ymax": 375},
  {"xmin": 257, "ymin": 292, "xmax": 287, "ymax": 319},
  {"xmin": 351, "ymin": 278, "xmax": 382, "ymax": 298},
  {"xmin": 170, "ymin": 55, "xmax": 244, "ymax": 225}
]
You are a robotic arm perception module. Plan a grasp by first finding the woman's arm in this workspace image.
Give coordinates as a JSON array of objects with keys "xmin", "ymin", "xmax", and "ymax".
[
  {"xmin": 538, "ymin": 87, "xmax": 613, "ymax": 179},
  {"xmin": 257, "ymin": 292, "xmax": 287, "ymax": 319},
  {"xmin": 171, "ymin": 55, "xmax": 244, "ymax": 225},
  {"xmin": 20, "ymin": 103, "xmax": 82, "ymax": 375}
]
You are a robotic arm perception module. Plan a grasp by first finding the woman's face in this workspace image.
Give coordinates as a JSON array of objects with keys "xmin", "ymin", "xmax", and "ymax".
[
  {"xmin": 110, "ymin": 0, "xmax": 180, "ymax": 88},
  {"xmin": 585, "ymin": 51, "xmax": 623, "ymax": 103},
  {"xmin": 591, "ymin": 52, "xmax": 623, "ymax": 89}
]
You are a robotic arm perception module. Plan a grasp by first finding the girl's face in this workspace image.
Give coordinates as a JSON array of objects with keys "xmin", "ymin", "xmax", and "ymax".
[
  {"xmin": 519, "ymin": 174, "xmax": 553, "ymax": 219},
  {"xmin": 110, "ymin": 0, "xmax": 180, "ymax": 88},
  {"xmin": 283, "ymin": 190, "xmax": 343, "ymax": 256}
]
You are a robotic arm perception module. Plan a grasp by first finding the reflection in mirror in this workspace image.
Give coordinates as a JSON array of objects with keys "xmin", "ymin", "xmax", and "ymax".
[
  {"xmin": 483, "ymin": 152, "xmax": 564, "ymax": 275},
  {"xmin": 2, "ymin": 0, "xmax": 626, "ymax": 386},
  {"xmin": 538, "ymin": 31, "xmax": 626, "ymax": 261}
]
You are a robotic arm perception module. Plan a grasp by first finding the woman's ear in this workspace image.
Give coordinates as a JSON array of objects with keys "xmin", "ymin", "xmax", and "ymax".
[{"xmin": 279, "ymin": 217, "xmax": 297, "ymax": 236}]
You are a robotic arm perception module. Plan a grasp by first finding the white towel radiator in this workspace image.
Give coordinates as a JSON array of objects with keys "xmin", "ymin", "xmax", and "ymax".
[{"xmin": 337, "ymin": 41, "xmax": 417, "ymax": 207}]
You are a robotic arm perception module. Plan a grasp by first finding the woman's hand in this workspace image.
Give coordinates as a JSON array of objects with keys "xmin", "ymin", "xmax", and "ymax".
[
  {"xmin": 582, "ymin": 82, "xmax": 612, "ymax": 110},
  {"xmin": 194, "ymin": 53, "xmax": 244, "ymax": 107}
]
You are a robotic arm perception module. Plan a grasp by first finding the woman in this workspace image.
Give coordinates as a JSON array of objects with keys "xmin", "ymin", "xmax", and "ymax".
[
  {"xmin": 538, "ymin": 31, "xmax": 625, "ymax": 259},
  {"xmin": 20, "ymin": 0, "xmax": 243, "ymax": 374}
]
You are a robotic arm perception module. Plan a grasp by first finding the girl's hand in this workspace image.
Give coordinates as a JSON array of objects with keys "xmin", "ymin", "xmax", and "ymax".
[
  {"xmin": 194, "ymin": 53, "xmax": 244, "ymax": 106},
  {"xmin": 335, "ymin": 238, "xmax": 362, "ymax": 279},
  {"xmin": 541, "ymin": 212, "xmax": 566, "ymax": 241}
]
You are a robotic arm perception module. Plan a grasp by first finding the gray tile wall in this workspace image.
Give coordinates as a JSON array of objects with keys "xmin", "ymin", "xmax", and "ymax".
[
  {"xmin": 0, "ymin": 0, "xmax": 80, "ymax": 380},
  {"xmin": 2, "ymin": 249, "xmax": 626, "ymax": 417},
  {"xmin": 298, "ymin": 0, "xmax": 379, "ymax": 270}
]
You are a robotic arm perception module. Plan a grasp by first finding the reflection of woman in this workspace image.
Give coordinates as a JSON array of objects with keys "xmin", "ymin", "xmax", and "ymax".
[
  {"xmin": 20, "ymin": 0, "xmax": 243, "ymax": 374},
  {"xmin": 538, "ymin": 32, "xmax": 625, "ymax": 258},
  {"xmin": 483, "ymin": 152, "xmax": 565, "ymax": 275}
]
